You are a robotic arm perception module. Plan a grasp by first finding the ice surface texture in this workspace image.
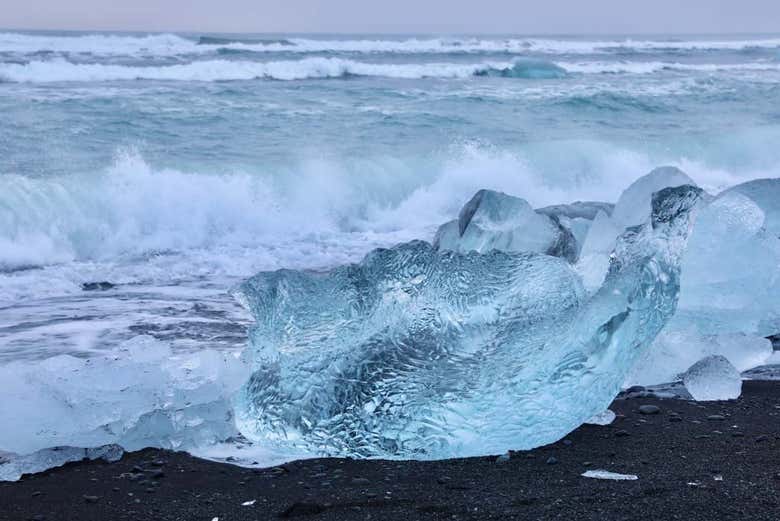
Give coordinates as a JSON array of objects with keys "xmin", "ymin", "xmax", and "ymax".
[
  {"xmin": 0, "ymin": 336, "xmax": 249, "ymax": 459},
  {"xmin": 433, "ymin": 189, "xmax": 578, "ymax": 262},
  {"xmin": 235, "ymin": 185, "xmax": 702, "ymax": 459},
  {"xmin": 722, "ymin": 178, "xmax": 780, "ymax": 237},
  {"xmin": 683, "ymin": 355, "xmax": 742, "ymax": 401}
]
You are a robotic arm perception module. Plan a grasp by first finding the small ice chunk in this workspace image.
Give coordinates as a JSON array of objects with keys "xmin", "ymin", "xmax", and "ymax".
[
  {"xmin": 582, "ymin": 470, "xmax": 638, "ymax": 481},
  {"xmin": 586, "ymin": 409, "xmax": 616, "ymax": 426},
  {"xmin": 682, "ymin": 355, "xmax": 742, "ymax": 401},
  {"xmin": 241, "ymin": 500, "xmax": 256, "ymax": 506},
  {"xmin": 626, "ymin": 331, "xmax": 772, "ymax": 387},
  {"xmin": 433, "ymin": 189, "xmax": 577, "ymax": 261}
]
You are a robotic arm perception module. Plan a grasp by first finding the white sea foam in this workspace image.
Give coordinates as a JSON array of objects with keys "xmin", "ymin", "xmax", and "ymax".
[
  {"xmin": 0, "ymin": 57, "xmax": 541, "ymax": 83},
  {"xmin": 2, "ymin": 32, "xmax": 780, "ymax": 56},
  {"xmin": 1, "ymin": 142, "xmax": 776, "ymax": 273},
  {"xmin": 4, "ymin": 57, "xmax": 778, "ymax": 84}
]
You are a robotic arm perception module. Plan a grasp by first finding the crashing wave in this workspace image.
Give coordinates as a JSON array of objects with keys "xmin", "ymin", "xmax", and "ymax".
[
  {"xmin": 3, "ymin": 32, "xmax": 780, "ymax": 57},
  {"xmin": 233, "ymin": 185, "xmax": 702, "ymax": 458},
  {"xmin": 0, "ymin": 57, "xmax": 572, "ymax": 83}
]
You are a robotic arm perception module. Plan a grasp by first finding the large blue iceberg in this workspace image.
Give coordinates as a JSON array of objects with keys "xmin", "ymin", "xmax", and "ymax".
[{"xmin": 234, "ymin": 186, "xmax": 703, "ymax": 459}]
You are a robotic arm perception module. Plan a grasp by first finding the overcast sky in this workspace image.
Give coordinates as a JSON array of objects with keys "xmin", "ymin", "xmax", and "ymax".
[{"xmin": 2, "ymin": 0, "xmax": 780, "ymax": 34}]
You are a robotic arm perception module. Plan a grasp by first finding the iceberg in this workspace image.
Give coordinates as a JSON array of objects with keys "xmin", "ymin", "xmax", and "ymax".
[
  {"xmin": 234, "ymin": 185, "xmax": 703, "ymax": 459},
  {"xmin": 682, "ymin": 355, "xmax": 742, "ymax": 401},
  {"xmin": 433, "ymin": 189, "xmax": 578, "ymax": 262}
]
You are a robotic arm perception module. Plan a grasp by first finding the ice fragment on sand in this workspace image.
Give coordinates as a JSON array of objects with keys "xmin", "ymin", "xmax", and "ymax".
[
  {"xmin": 0, "ymin": 444, "xmax": 123, "ymax": 482},
  {"xmin": 0, "ymin": 335, "xmax": 250, "ymax": 476},
  {"xmin": 582, "ymin": 470, "xmax": 638, "ymax": 480},
  {"xmin": 682, "ymin": 355, "xmax": 742, "ymax": 401},
  {"xmin": 586, "ymin": 409, "xmax": 616, "ymax": 425},
  {"xmin": 626, "ymin": 331, "xmax": 772, "ymax": 387}
]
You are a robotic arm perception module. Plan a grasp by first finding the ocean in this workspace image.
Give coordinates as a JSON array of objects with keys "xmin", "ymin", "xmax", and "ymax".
[{"xmin": 0, "ymin": 31, "xmax": 779, "ymax": 467}]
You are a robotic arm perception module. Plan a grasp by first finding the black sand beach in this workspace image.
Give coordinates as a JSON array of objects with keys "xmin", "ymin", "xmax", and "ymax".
[{"xmin": 1, "ymin": 380, "xmax": 778, "ymax": 521}]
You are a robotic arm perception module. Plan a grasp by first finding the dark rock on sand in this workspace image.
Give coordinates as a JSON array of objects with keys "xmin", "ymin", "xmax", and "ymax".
[{"xmin": 639, "ymin": 405, "xmax": 661, "ymax": 415}]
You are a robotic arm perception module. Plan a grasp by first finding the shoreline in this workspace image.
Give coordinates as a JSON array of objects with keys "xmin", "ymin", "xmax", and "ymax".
[{"xmin": 2, "ymin": 380, "xmax": 778, "ymax": 520}]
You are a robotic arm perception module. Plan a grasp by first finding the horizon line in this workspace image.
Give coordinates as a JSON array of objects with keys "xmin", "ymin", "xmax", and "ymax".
[{"xmin": 3, "ymin": 27, "xmax": 780, "ymax": 37}]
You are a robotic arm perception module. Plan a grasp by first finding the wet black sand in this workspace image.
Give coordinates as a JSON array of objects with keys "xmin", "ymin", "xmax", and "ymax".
[{"xmin": 2, "ymin": 380, "xmax": 779, "ymax": 521}]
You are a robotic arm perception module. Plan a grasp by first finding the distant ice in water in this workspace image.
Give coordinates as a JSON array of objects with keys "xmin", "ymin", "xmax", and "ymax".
[{"xmin": 683, "ymin": 355, "xmax": 742, "ymax": 401}]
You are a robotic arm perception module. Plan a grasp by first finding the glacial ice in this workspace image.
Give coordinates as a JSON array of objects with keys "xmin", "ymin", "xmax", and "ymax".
[
  {"xmin": 582, "ymin": 469, "xmax": 638, "ymax": 481},
  {"xmin": 612, "ymin": 166, "xmax": 697, "ymax": 229},
  {"xmin": 626, "ymin": 330, "xmax": 773, "ymax": 387},
  {"xmin": 433, "ymin": 189, "xmax": 578, "ymax": 262},
  {"xmin": 0, "ymin": 335, "xmax": 249, "ymax": 476},
  {"xmin": 575, "ymin": 167, "xmax": 698, "ymax": 292},
  {"xmin": 585, "ymin": 409, "xmax": 616, "ymax": 426},
  {"xmin": 576, "ymin": 210, "xmax": 623, "ymax": 292},
  {"xmin": 722, "ymin": 178, "xmax": 780, "ymax": 237},
  {"xmin": 673, "ymin": 191, "xmax": 780, "ymax": 337},
  {"xmin": 234, "ymin": 185, "xmax": 703, "ymax": 458},
  {"xmin": 0, "ymin": 445, "xmax": 123, "ymax": 482},
  {"xmin": 537, "ymin": 201, "xmax": 614, "ymax": 256},
  {"xmin": 682, "ymin": 355, "xmax": 742, "ymax": 401}
]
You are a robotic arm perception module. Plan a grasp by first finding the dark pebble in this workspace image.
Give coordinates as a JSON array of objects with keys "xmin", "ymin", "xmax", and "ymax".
[
  {"xmin": 756, "ymin": 435, "xmax": 769, "ymax": 443},
  {"xmin": 639, "ymin": 405, "xmax": 661, "ymax": 415},
  {"xmin": 351, "ymin": 477, "xmax": 370, "ymax": 485},
  {"xmin": 626, "ymin": 386, "xmax": 646, "ymax": 394},
  {"xmin": 669, "ymin": 416, "xmax": 683, "ymax": 423},
  {"xmin": 732, "ymin": 432, "xmax": 745, "ymax": 437},
  {"xmin": 31, "ymin": 491, "xmax": 42, "ymax": 497},
  {"xmin": 546, "ymin": 457, "xmax": 558, "ymax": 465},
  {"xmin": 707, "ymin": 415, "xmax": 726, "ymax": 421},
  {"xmin": 83, "ymin": 495, "xmax": 100, "ymax": 504},
  {"xmin": 280, "ymin": 502, "xmax": 328, "ymax": 518},
  {"xmin": 615, "ymin": 430, "xmax": 631, "ymax": 437},
  {"xmin": 81, "ymin": 281, "xmax": 115, "ymax": 291}
]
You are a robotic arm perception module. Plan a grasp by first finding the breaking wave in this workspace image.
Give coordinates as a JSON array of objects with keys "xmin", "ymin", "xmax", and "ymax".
[
  {"xmin": 0, "ymin": 57, "xmax": 570, "ymax": 82},
  {"xmin": 1, "ymin": 140, "xmax": 775, "ymax": 270},
  {"xmin": 4, "ymin": 56, "xmax": 778, "ymax": 83},
  {"xmin": 2, "ymin": 32, "xmax": 780, "ymax": 56}
]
